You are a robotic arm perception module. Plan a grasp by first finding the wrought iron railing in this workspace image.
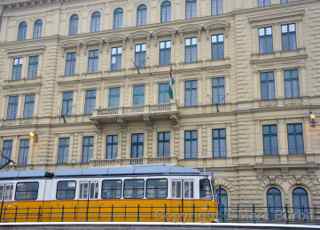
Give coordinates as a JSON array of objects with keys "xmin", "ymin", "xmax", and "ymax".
[{"xmin": 217, "ymin": 205, "xmax": 320, "ymax": 224}]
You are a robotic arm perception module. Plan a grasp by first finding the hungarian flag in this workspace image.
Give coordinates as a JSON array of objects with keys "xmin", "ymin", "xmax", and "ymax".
[{"xmin": 169, "ymin": 66, "xmax": 175, "ymax": 100}]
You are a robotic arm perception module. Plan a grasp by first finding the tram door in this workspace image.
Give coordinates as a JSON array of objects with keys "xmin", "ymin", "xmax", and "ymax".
[
  {"xmin": 171, "ymin": 180, "xmax": 194, "ymax": 199},
  {"xmin": 79, "ymin": 181, "xmax": 99, "ymax": 199}
]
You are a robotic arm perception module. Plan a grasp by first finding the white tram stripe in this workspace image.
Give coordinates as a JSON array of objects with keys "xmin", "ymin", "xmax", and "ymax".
[{"xmin": 0, "ymin": 222, "xmax": 319, "ymax": 229}]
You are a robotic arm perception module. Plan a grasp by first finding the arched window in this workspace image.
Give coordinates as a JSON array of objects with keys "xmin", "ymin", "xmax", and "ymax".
[
  {"xmin": 216, "ymin": 187, "xmax": 228, "ymax": 222},
  {"xmin": 293, "ymin": 187, "xmax": 310, "ymax": 221},
  {"xmin": 160, "ymin": 1, "xmax": 171, "ymax": 23},
  {"xmin": 33, "ymin": 19, "xmax": 43, "ymax": 40},
  {"xmin": 17, "ymin": 21, "xmax": 27, "ymax": 41},
  {"xmin": 69, "ymin": 14, "xmax": 79, "ymax": 35},
  {"xmin": 113, "ymin": 8, "xmax": 123, "ymax": 29},
  {"xmin": 136, "ymin": 4, "xmax": 147, "ymax": 26},
  {"xmin": 90, "ymin": 11, "xmax": 101, "ymax": 33},
  {"xmin": 267, "ymin": 187, "xmax": 283, "ymax": 221}
]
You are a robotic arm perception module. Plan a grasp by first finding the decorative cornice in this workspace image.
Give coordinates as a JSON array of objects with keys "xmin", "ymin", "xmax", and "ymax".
[
  {"xmin": 248, "ymin": 9, "xmax": 305, "ymax": 27},
  {"xmin": 6, "ymin": 44, "xmax": 46, "ymax": 56}
]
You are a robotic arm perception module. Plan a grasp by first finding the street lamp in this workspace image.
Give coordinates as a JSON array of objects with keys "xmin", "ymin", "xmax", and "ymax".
[{"xmin": 309, "ymin": 112, "xmax": 317, "ymax": 127}]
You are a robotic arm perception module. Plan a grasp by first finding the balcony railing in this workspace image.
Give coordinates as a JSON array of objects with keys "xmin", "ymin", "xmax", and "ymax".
[{"xmin": 91, "ymin": 103, "xmax": 179, "ymax": 124}]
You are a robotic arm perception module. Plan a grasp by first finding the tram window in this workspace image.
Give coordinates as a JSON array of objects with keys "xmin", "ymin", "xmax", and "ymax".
[
  {"xmin": 146, "ymin": 178, "xmax": 168, "ymax": 199},
  {"xmin": 124, "ymin": 179, "xmax": 144, "ymax": 199},
  {"xmin": 15, "ymin": 182, "xmax": 39, "ymax": 201},
  {"xmin": 184, "ymin": 181, "xmax": 194, "ymax": 199},
  {"xmin": 56, "ymin": 180, "xmax": 76, "ymax": 200},
  {"xmin": 171, "ymin": 180, "xmax": 182, "ymax": 198},
  {"xmin": 101, "ymin": 180, "xmax": 122, "ymax": 199},
  {"xmin": 79, "ymin": 181, "xmax": 99, "ymax": 200},
  {"xmin": 200, "ymin": 179, "xmax": 213, "ymax": 199},
  {"xmin": 0, "ymin": 183, "xmax": 14, "ymax": 201}
]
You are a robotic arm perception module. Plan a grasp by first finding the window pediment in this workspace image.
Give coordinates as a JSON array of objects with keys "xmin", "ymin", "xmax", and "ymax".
[{"xmin": 248, "ymin": 9, "xmax": 305, "ymax": 27}]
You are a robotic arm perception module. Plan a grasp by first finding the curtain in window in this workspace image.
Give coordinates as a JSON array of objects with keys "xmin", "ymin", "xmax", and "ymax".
[
  {"xmin": 293, "ymin": 187, "xmax": 310, "ymax": 221},
  {"xmin": 160, "ymin": 1, "xmax": 171, "ymax": 23},
  {"xmin": 69, "ymin": 14, "xmax": 79, "ymax": 35},
  {"xmin": 267, "ymin": 188, "xmax": 283, "ymax": 221},
  {"xmin": 33, "ymin": 19, "xmax": 43, "ymax": 40},
  {"xmin": 113, "ymin": 8, "xmax": 123, "ymax": 29},
  {"xmin": 90, "ymin": 11, "xmax": 101, "ymax": 32},
  {"xmin": 17, "ymin": 21, "xmax": 27, "ymax": 41},
  {"xmin": 136, "ymin": 4, "xmax": 147, "ymax": 26}
]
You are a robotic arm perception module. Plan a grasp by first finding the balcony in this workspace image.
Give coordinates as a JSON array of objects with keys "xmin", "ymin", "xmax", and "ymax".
[{"xmin": 91, "ymin": 103, "xmax": 179, "ymax": 125}]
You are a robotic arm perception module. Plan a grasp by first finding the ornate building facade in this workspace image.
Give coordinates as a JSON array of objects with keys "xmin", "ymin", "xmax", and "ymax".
[{"xmin": 0, "ymin": 0, "xmax": 319, "ymax": 213}]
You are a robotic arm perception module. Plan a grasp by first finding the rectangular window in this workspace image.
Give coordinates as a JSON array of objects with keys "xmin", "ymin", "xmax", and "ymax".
[
  {"xmin": 27, "ymin": 55, "xmax": 38, "ymax": 80},
  {"xmin": 185, "ymin": 37, "xmax": 197, "ymax": 64},
  {"xmin": 172, "ymin": 180, "xmax": 182, "ymax": 198},
  {"xmin": 260, "ymin": 71, "xmax": 275, "ymax": 100},
  {"xmin": 132, "ymin": 84, "xmax": 145, "ymax": 106},
  {"xmin": 146, "ymin": 178, "xmax": 168, "ymax": 199},
  {"xmin": 12, "ymin": 57, "xmax": 22, "ymax": 81},
  {"xmin": 281, "ymin": 23, "xmax": 297, "ymax": 51},
  {"xmin": 287, "ymin": 123, "xmax": 304, "ymax": 154},
  {"xmin": 23, "ymin": 94, "xmax": 35, "ymax": 119},
  {"xmin": 200, "ymin": 179, "xmax": 213, "ymax": 199},
  {"xmin": 258, "ymin": 0, "xmax": 271, "ymax": 7},
  {"xmin": 184, "ymin": 80, "xmax": 197, "ymax": 106},
  {"xmin": 212, "ymin": 128, "xmax": 226, "ymax": 158},
  {"xmin": 212, "ymin": 0, "xmax": 223, "ymax": 16},
  {"xmin": 185, "ymin": 0, "xmax": 197, "ymax": 19},
  {"xmin": 280, "ymin": 0, "xmax": 288, "ymax": 4},
  {"xmin": 18, "ymin": 139, "xmax": 29, "ymax": 166},
  {"xmin": 158, "ymin": 82, "xmax": 170, "ymax": 104},
  {"xmin": 111, "ymin": 47, "xmax": 122, "ymax": 71},
  {"xmin": 6, "ymin": 96, "xmax": 19, "ymax": 120},
  {"xmin": 65, "ymin": 52, "xmax": 76, "ymax": 76},
  {"xmin": 184, "ymin": 181, "xmax": 194, "ymax": 199},
  {"xmin": 184, "ymin": 130, "xmax": 198, "ymax": 159},
  {"xmin": 106, "ymin": 135, "xmax": 118, "ymax": 160},
  {"xmin": 159, "ymin": 40, "xmax": 171, "ymax": 66},
  {"xmin": 61, "ymin": 91, "xmax": 73, "ymax": 116},
  {"xmin": 211, "ymin": 34, "xmax": 224, "ymax": 60},
  {"xmin": 79, "ymin": 181, "xmax": 99, "ymax": 200},
  {"xmin": 131, "ymin": 133, "xmax": 144, "ymax": 159},
  {"xmin": 212, "ymin": 77, "xmax": 225, "ymax": 105},
  {"xmin": 57, "ymin": 137, "xmax": 69, "ymax": 165},
  {"xmin": 15, "ymin": 182, "xmax": 38, "ymax": 201},
  {"xmin": 0, "ymin": 183, "xmax": 14, "ymax": 201},
  {"xmin": 157, "ymin": 131, "xmax": 170, "ymax": 158},
  {"xmin": 124, "ymin": 179, "xmax": 144, "ymax": 199},
  {"xmin": 101, "ymin": 180, "xmax": 122, "ymax": 199},
  {"xmin": 1, "ymin": 140, "xmax": 13, "ymax": 167},
  {"xmin": 56, "ymin": 180, "xmax": 76, "ymax": 200},
  {"xmin": 135, "ymin": 43, "xmax": 146, "ymax": 68},
  {"xmin": 108, "ymin": 87, "xmax": 120, "ymax": 108},
  {"xmin": 84, "ymin": 89, "xmax": 96, "ymax": 114},
  {"xmin": 87, "ymin": 49, "xmax": 99, "ymax": 73},
  {"xmin": 284, "ymin": 69, "xmax": 300, "ymax": 98},
  {"xmin": 81, "ymin": 136, "xmax": 94, "ymax": 163},
  {"xmin": 263, "ymin": 125, "xmax": 278, "ymax": 155},
  {"xmin": 259, "ymin": 27, "xmax": 273, "ymax": 54}
]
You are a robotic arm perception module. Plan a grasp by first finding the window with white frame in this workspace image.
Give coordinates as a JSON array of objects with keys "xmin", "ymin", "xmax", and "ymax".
[{"xmin": 79, "ymin": 181, "xmax": 99, "ymax": 200}]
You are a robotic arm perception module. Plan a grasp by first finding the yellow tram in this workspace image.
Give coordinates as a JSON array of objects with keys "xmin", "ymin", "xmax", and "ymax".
[{"xmin": 0, "ymin": 165, "xmax": 217, "ymax": 223}]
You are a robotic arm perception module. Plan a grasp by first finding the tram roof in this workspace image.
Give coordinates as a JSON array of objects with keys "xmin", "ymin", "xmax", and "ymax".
[
  {"xmin": 0, "ymin": 165, "xmax": 207, "ymax": 180},
  {"xmin": 55, "ymin": 165, "xmax": 202, "ymax": 177}
]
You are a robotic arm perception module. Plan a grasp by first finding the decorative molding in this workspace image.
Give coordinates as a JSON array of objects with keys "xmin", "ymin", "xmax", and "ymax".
[
  {"xmin": 6, "ymin": 45, "xmax": 46, "ymax": 57},
  {"xmin": 248, "ymin": 9, "xmax": 305, "ymax": 27}
]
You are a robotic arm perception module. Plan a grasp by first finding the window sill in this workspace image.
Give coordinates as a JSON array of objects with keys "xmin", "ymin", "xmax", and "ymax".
[
  {"xmin": 3, "ymin": 77, "xmax": 41, "ymax": 89},
  {"xmin": 251, "ymin": 48, "xmax": 307, "ymax": 65}
]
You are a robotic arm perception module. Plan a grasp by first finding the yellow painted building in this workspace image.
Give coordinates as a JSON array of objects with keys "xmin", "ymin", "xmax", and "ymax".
[{"xmin": 0, "ymin": 0, "xmax": 319, "ymax": 213}]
